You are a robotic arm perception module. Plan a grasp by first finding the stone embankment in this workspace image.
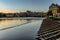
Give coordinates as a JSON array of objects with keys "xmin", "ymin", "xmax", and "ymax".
[{"xmin": 37, "ymin": 18, "xmax": 60, "ymax": 40}]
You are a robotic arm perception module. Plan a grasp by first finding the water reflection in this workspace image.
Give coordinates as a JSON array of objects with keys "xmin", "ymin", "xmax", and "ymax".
[
  {"xmin": 0, "ymin": 18, "xmax": 43, "ymax": 40},
  {"xmin": 0, "ymin": 19, "xmax": 29, "ymax": 29}
]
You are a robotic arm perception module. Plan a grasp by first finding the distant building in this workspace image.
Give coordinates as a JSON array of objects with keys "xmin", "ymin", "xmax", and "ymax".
[
  {"xmin": 6, "ymin": 14, "xmax": 14, "ymax": 17},
  {"xmin": 49, "ymin": 3, "xmax": 60, "ymax": 17}
]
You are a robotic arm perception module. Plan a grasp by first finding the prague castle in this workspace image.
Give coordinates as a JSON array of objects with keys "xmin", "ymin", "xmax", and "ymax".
[{"xmin": 49, "ymin": 3, "xmax": 60, "ymax": 17}]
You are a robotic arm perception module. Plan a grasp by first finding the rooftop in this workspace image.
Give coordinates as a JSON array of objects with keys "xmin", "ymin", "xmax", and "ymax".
[{"xmin": 49, "ymin": 3, "xmax": 60, "ymax": 8}]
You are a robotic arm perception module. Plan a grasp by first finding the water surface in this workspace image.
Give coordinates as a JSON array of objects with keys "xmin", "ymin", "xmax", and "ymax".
[
  {"xmin": 0, "ymin": 18, "xmax": 43, "ymax": 40},
  {"xmin": 0, "ymin": 19, "xmax": 28, "ymax": 29}
]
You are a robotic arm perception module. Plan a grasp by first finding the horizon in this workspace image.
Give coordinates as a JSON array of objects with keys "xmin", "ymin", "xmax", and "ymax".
[{"xmin": 0, "ymin": 0, "xmax": 60, "ymax": 13}]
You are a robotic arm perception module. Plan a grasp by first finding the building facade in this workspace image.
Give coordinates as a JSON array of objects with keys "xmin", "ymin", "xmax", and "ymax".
[{"xmin": 49, "ymin": 3, "xmax": 60, "ymax": 17}]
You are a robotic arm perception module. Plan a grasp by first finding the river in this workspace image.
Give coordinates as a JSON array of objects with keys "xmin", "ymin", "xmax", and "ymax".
[
  {"xmin": 0, "ymin": 17, "xmax": 60, "ymax": 40},
  {"xmin": 0, "ymin": 18, "xmax": 43, "ymax": 40}
]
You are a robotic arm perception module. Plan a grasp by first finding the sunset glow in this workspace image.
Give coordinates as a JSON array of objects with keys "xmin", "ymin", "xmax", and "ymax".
[{"xmin": 0, "ymin": 10, "xmax": 21, "ymax": 13}]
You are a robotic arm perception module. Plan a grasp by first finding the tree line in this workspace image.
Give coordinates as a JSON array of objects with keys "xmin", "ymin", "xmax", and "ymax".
[{"xmin": 0, "ymin": 11, "xmax": 47, "ymax": 18}]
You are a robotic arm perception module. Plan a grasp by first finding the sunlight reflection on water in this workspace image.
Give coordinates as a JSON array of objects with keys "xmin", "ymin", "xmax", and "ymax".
[
  {"xmin": 0, "ymin": 19, "xmax": 43, "ymax": 40},
  {"xmin": 0, "ymin": 19, "xmax": 28, "ymax": 29},
  {"xmin": 0, "ymin": 18, "xmax": 45, "ymax": 40}
]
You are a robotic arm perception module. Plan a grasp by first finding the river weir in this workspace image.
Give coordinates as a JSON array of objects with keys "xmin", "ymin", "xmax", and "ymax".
[{"xmin": 37, "ymin": 17, "xmax": 60, "ymax": 40}]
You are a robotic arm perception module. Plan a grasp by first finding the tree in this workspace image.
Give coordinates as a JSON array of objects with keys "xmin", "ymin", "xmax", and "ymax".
[{"xmin": 47, "ymin": 11, "xmax": 53, "ymax": 16}]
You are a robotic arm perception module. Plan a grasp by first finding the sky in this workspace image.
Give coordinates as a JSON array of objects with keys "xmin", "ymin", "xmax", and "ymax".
[{"xmin": 0, "ymin": 0, "xmax": 60, "ymax": 13}]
